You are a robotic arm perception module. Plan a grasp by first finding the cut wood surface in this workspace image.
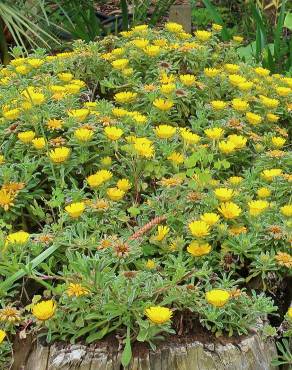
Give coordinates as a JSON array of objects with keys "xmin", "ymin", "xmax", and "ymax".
[{"xmin": 15, "ymin": 333, "xmax": 278, "ymax": 370}]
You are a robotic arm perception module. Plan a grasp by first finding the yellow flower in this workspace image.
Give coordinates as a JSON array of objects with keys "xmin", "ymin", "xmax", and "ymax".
[
  {"xmin": 259, "ymin": 95, "xmax": 279, "ymax": 109},
  {"xmin": 145, "ymin": 259, "xmax": 156, "ymax": 269},
  {"xmin": 67, "ymin": 283, "xmax": 88, "ymax": 297},
  {"xmin": 224, "ymin": 64, "xmax": 240, "ymax": 73},
  {"xmin": 84, "ymin": 102, "xmax": 98, "ymax": 111},
  {"xmin": 195, "ymin": 30, "xmax": 212, "ymax": 41},
  {"xmin": 238, "ymin": 81, "xmax": 253, "ymax": 91},
  {"xmin": 74, "ymin": 128, "xmax": 94, "ymax": 142},
  {"xmin": 0, "ymin": 189, "xmax": 15, "ymax": 211},
  {"xmin": 68, "ymin": 108, "xmax": 90, "ymax": 121},
  {"xmin": 0, "ymin": 330, "xmax": 6, "ymax": 344},
  {"xmin": 179, "ymin": 74, "xmax": 196, "ymax": 86},
  {"xmin": 15, "ymin": 65, "xmax": 30, "ymax": 74},
  {"xmin": 131, "ymin": 38, "xmax": 149, "ymax": 48},
  {"xmin": 131, "ymin": 112, "xmax": 147, "ymax": 124},
  {"xmin": 160, "ymin": 83, "xmax": 175, "ymax": 94},
  {"xmin": 281, "ymin": 204, "xmax": 292, "ymax": 217},
  {"xmin": 144, "ymin": 45, "xmax": 160, "ymax": 57},
  {"xmin": 228, "ymin": 176, "xmax": 243, "ymax": 185},
  {"xmin": 214, "ymin": 188, "xmax": 234, "ymax": 202},
  {"xmin": 114, "ymin": 91, "xmax": 137, "ymax": 104},
  {"xmin": 212, "ymin": 23, "xmax": 222, "ymax": 32},
  {"xmin": 246, "ymin": 112, "xmax": 262, "ymax": 125},
  {"xmin": 145, "ymin": 306, "xmax": 172, "ymax": 324},
  {"xmin": 22, "ymin": 89, "xmax": 45, "ymax": 105},
  {"xmin": 3, "ymin": 108, "xmax": 21, "ymax": 120},
  {"xmin": 87, "ymin": 170, "xmax": 113, "ymax": 188},
  {"xmin": 211, "ymin": 100, "xmax": 227, "ymax": 110},
  {"xmin": 188, "ymin": 220, "xmax": 210, "ymax": 238},
  {"xmin": 261, "ymin": 168, "xmax": 282, "ymax": 181},
  {"xmin": 112, "ymin": 108, "xmax": 129, "ymax": 117},
  {"xmin": 32, "ymin": 137, "xmax": 46, "ymax": 150},
  {"xmin": 18, "ymin": 131, "xmax": 35, "ymax": 143},
  {"xmin": 160, "ymin": 73, "xmax": 175, "ymax": 84},
  {"xmin": 266, "ymin": 113, "xmax": 279, "ymax": 122},
  {"xmin": 204, "ymin": 68, "xmax": 220, "ymax": 77},
  {"xmin": 65, "ymin": 202, "xmax": 85, "ymax": 218},
  {"xmin": 227, "ymin": 134, "xmax": 247, "ymax": 149},
  {"xmin": 204, "ymin": 127, "xmax": 224, "ymax": 140},
  {"xmin": 155, "ymin": 225, "xmax": 170, "ymax": 241},
  {"xmin": 134, "ymin": 138, "xmax": 154, "ymax": 158},
  {"xmin": 254, "ymin": 67, "xmax": 270, "ymax": 77},
  {"xmin": 153, "ymin": 39, "xmax": 168, "ymax": 47},
  {"xmin": 49, "ymin": 147, "xmax": 70, "ymax": 163},
  {"xmin": 180, "ymin": 128, "xmax": 200, "ymax": 144},
  {"xmin": 276, "ymin": 86, "xmax": 291, "ymax": 97},
  {"xmin": 0, "ymin": 155, "xmax": 5, "ymax": 164},
  {"xmin": 32, "ymin": 300, "xmax": 56, "ymax": 321},
  {"xmin": 218, "ymin": 202, "xmax": 242, "ymax": 219},
  {"xmin": 104, "ymin": 126, "xmax": 123, "ymax": 141},
  {"xmin": 167, "ymin": 152, "xmax": 184, "ymax": 165},
  {"xmin": 131, "ymin": 24, "xmax": 148, "ymax": 33},
  {"xmin": 257, "ymin": 187, "xmax": 271, "ymax": 198},
  {"xmin": 111, "ymin": 47, "xmax": 125, "ymax": 56},
  {"xmin": 165, "ymin": 22, "xmax": 183, "ymax": 33},
  {"xmin": 205, "ymin": 289, "xmax": 230, "ymax": 307},
  {"xmin": 65, "ymin": 83, "xmax": 82, "ymax": 94},
  {"xmin": 271, "ymin": 136, "xmax": 286, "ymax": 148},
  {"xmin": 218, "ymin": 141, "xmax": 236, "ymax": 154},
  {"xmin": 117, "ymin": 178, "xmax": 131, "ymax": 192},
  {"xmin": 287, "ymin": 307, "xmax": 292, "ymax": 319},
  {"xmin": 275, "ymin": 252, "xmax": 292, "ymax": 268},
  {"xmin": 6, "ymin": 231, "xmax": 30, "ymax": 246},
  {"xmin": 187, "ymin": 241, "xmax": 211, "ymax": 257},
  {"xmin": 232, "ymin": 98, "xmax": 249, "ymax": 111},
  {"xmin": 153, "ymin": 98, "xmax": 174, "ymax": 111},
  {"xmin": 229, "ymin": 74, "xmax": 246, "ymax": 86},
  {"xmin": 229, "ymin": 225, "xmax": 247, "ymax": 236},
  {"xmin": 58, "ymin": 72, "xmax": 73, "ymax": 82},
  {"xmin": 200, "ymin": 212, "xmax": 219, "ymax": 226},
  {"xmin": 154, "ymin": 125, "xmax": 176, "ymax": 139},
  {"xmin": 111, "ymin": 58, "xmax": 129, "ymax": 70},
  {"xmin": 233, "ymin": 35, "xmax": 243, "ymax": 43},
  {"xmin": 248, "ymin": 200, "xmax": 269, "ymax": 216},
  {"xmin": 27, "ymin": 58, "xmax": 44, "ymax": 68},
  {"xmin": 107, "ymin": 187, "xmax": 125, "ymax": 201},
  {"xmin": 47, "ymin": 119, "xmax": 63, "ymax": 131}
]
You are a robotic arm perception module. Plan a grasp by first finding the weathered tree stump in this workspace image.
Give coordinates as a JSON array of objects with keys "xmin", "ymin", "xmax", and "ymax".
[
  {"xmin": 169, "ymin": 1, "xmax": 192, "ymax": 33},
  {"xmin": 15, "ymin": 333, "xmax": 278, "ymax": 370}
]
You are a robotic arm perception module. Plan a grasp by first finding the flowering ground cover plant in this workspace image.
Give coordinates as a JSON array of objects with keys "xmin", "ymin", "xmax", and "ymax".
[{"xmin": 0, "ymin": 22, "xmax": 291, "ymax": 366}]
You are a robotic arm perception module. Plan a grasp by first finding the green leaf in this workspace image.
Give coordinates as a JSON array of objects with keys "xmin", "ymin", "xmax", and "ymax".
[
  {"xmin": 284, "ymin": 12, "xmax": 292, "ymax": 30},
  {"xmin": 86, "ymin": 325, "xmax": 109, "ymax": 343},
  {"xmin": 274, "ymin": 0, "xmax": 286, "ymax": 65},
  {"xmin": 127, "ymin": 206, "xmax": 141, "ymax": 217},
  {"xmin": 121, "ymin": 327, "xmax": 132, "ymax": 367},
  {"xmin": 201, "ymin": 0, "xmax": 230, "ymax": 40}
]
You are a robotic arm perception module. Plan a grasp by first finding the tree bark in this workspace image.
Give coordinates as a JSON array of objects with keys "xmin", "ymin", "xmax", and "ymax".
[{"xmin": 15, "ymin": 333, "xmax": 278, "ymax": 370}]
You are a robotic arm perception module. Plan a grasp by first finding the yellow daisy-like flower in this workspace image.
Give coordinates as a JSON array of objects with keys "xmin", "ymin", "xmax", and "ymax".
[
  {"xmin": 179, "ymin": 74, "xmax": 196, "ymax": 86},
  {"xmin": 104, "ymin": 126, "xmax": 123, "ymax": 141},
  {"xmin": 228, "ymin": 176, "xmax": 243, "ymax": 185},
  {"xmin": 204, "ymin": 127, "xmax": 224, "ymax": 140},
  {"xmin": 5, "ymin": 230, "xmax": 30, "ymax": 246},
  {"xmin": 212, "ymin": 23, "xmax": 222, "ymax": 32},
  {"xmin": 145, "ymin": 259, "xmax": 156, "ymax": 269},
  {"xmin": 67, "ymin": 283, "xmax": 89, "ymax": 297},
  {"xmin": 27, "ymin": 58, "xmax": 44, "ymax": 68},
  {"xmin": 224, "ymin": 64, "xmax": 240, "ymax": 73},
  {"xmin": 257, "ymin": 187, "xmax": 271, "ymax": 198},
  {"xmin": 58, "ymin": 72, "xmax": 73, "ymax": 82},
  {"xmin": 165, "ymin": 22, "xmax": 183, "ymax": 33},
  {"xmin": 112, "ymin": 108, "xmax": 129, "ymax": 117},
  {"xmin": 254, "ymin": 67, "xmax": 270, "ymax": 77},
  {"xmin": 155, "ymin": 225, "xmax": 170, "ymax": 241},
  {"xmin": 65, "ymin": 202, "xmax": 85, "ymax": 218},
  {"xmin": 117, "ymin": 178, "xmax": 131, "ymax": 192},
  {"xmin": 280, "ymin": 204, "xmax": 292, "ymax": 217},
  {"xmin": 228, "ymin": 134, "xmax": 247, "ymax": 149},
  {"xmin": 131, "ymin": 38, "xmax": 149, "ymax": 49},
  {"xmin": 0, "ymin": 155, "xmax": 5, "ymax": 164},
  {"xmin": 200, "ymin": 212, "xmax": 220, "ymax": 226},
  {"xmin": 218, "ymin": 202, "xmax": 242, "ymax": 219},
  {"xmin": 18, "ymin": 131, "xmax": 35, "ymax": 143},
  {"xmin": 180, "ymin": 128, "xmax": 200, "ymax": 144},
  {"xmin": 214, "ymin": 188, "xmax": 234, "ymax": 202},
  {"xmin": 68, "ymin": 108, "xmax": 90, "ymax": 122},
  {"xmin": 229, "ymin": 74, "xmax": 246, "ymax": 86},
  {"xmin": 205, "ymin": 289, "xmax": 230, "ymax": 307},
  {"xmin": 266, "ymin": 113, "xmax": 279, "ymax": 123},
  {"xmin": 271, "ymin": 136, "xmax": 286, "ymax": 148},
  {"xmin": 87, "ymin": 170, "xmax": 113, "ymax": 188},
  {"xmin": 261, "ymin": 168, "xmax": 282, "ymax": 181},
  {"xmin": 160, "ymin": 83, "xmax": 175, "ymax": 94},
  {"xmin": 49, "ymin": 147, "xmax": 70, "ymax": 163},
  {"xmin": 167, "ymin": 152, "xmax": 184, "ymax": 165},
  {"xmin": 107, "ymin": 187, "xmax": 125, "ymax": 201},
  {"xmin": 246, "ymin": 112, "xmax": 262, "ymax": 125},
  {"xmin": 154, "ymin": 125, "xmax": 176, "ymax": 139},
  {"xmin": 204, "ymin": 68, "xmax": 220, "ymax": 77},
  {"xmin": 211, "ymin": 100, "xmax": 227, "ymax": 110},
  {"xmin": 259, "ymin": 95, "xmax": 279, "ymax": 109},
  {"xmin": 187, "ymin": 241, "xmax": 211, "ymax": 257},
  {"xmin": 275, "ymin": 252, "xmax": 292, "ymax": 268},
  {"xmin": 134, "ymin": 137, "xmax": 154, "ymax": 158},
  {"xmin": 114, "ymin": 91, "xmax": 137, "ymax": 104},
  {"xmin": 218, "ymin": 141, "xmax": 236, "ymax": 154},
  {"xmin": 238, "ymin": 81, "xmax": 253, "ymax": 91},
  {"xmin": 144, "ymin": 45, "xmax": 160, "ymax": 57},
  {"xmin": 233, "ymin": 35, "xmax": 243, "ymax": 43},
  {"xmin": 111, "ymin": 58, "xmax": 129, "ymax": 70},
  {"xmin": 74, "ymin": 128, "xmax": 94, "ymax": 142},
  {"xmin": 153, "ymin": 98, "xmax": 174, "ymax": 111},
  {"xmin": 0, "ymin": 189, "xmax": 15, "ymax": 211},
  {"xmin": 195, "ymin": 30, "xmax": 212, "ymax": 41},
  {"xmin": 248, "ymin": 200, "xmax": 269, "ymax": 216},
  {"xmin": 0, "ymin": 307, "xmax": 21, "ymax": 323},
  {"xmin": 47, "ymin": 119, "xmax": 63, "ymax": 131},
  {"xmin": 0, "ymin": 330, "xmax": 6, "ymax": 344},
  {"xmin": 287, "ymin": 307, "xmax": 292, "ymax": 319},
  {"xmin": 32, "ymin": 300, "xmax": 56, "ymax": 321},
  {"xmin": 188, "ymin": 220, "xmax": 210, "ymax": 238},
  {"xmin": 145, "ymin": 306, "xmax": 172, "ymax": 324},
  {"xmin": 275, "ymin": 86, "xmax": 291, "ymax": 97},
  {"xmin": 32, "ymin": 137, "xmax": 46, "ymax": 150},
  {"xmin": 232, "ymin": 98, "xmax": 249, "ymax": 112}
]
